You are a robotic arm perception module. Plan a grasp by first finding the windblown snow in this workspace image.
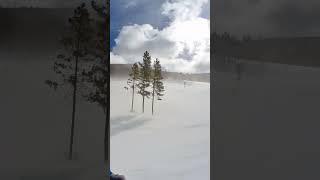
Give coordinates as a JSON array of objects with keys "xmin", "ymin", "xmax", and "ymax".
[{"xmin": 110, "ymin": 79, "xmax": 210, "ymax": 180}]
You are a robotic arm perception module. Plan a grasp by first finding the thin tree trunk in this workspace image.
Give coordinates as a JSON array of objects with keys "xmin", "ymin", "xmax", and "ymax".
[
  {"xmin": 142, "ymin": 95, "xmax": 145, "ymax": 113},
  {"xmin": 152, "ymin": 81, "xmax": 155, "ymax": 115},
  {"xmin": 69, "ymin": 54, "xmax": 79, "ymax": 160},
  {"xmin": 104, "ymin": 14, "xmax": 110, "ymax": 174},
  {"xmin": 105, "ymin": 7, "xmax": 110, "ymax": 171},
  {"xmin": 131, "ymin": 84, "xmax": 134, "ymax": 112},
  {"xmin": 104, "ymin": 64, "xmax": 110, "ymax": 170},
  {"xmin": 104, "ymin": 101, "xmax": 109, "ymax": 168}
]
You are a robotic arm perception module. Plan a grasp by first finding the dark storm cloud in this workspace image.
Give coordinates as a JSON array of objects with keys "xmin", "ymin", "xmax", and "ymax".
[{"xmin": 214, "ymin": 0, "xmax": 320, "ymax": 38}]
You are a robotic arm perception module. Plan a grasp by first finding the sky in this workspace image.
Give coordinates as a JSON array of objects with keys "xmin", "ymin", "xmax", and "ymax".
[
  {"xmin": 214, "ymin": 0, "xmax": 320, "ymax": 38},
  {"xmin": 2, "ymin": 0, "xmax": 320, "ymax": 71},
  {"xmin": 0, "ymin": 0, "xmax": 96, "ymax": 7},
  {"xmin": 0, "ymin": 0, "xmax": 210, "ymax": 73},
  {"xmin": 110, "ymin": 0, "xmax": 210, "ymax": 73}
]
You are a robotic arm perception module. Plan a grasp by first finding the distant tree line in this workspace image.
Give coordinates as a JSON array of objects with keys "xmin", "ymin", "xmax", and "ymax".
[
  {"xmin": 125, "ymin": 51, "xmax": 165, "ymax": 115},
  {"xmin": 213, "ymin": 32, "xmax": 258, "ymax": 44},
  {"xmin": 213, "ymin": 32, "xmax": 248, "ymax": 80}
]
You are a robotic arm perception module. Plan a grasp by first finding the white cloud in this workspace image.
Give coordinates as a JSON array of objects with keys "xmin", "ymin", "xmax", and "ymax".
[
  {"xmin": 161, "ymin": 0, "xmax": 208, "ymax": 21},
  {"xmin": 110, "ymin": 52, "xmax": 127, "ymax": 64},
  {"xmin": 111, "ymin": 0, "xmax": 210, "ymax": 73},
  {"xmin": 124, "ymin": 1, "xmax": 138, "ymax": 8}
]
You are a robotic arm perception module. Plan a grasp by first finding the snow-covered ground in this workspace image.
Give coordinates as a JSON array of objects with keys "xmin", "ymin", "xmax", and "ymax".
[
  {"xmin": 110, "ymin": 79, "xmax": 210, "ymax": 180},
  {"xmin": 213, "ymin": 61, "xmax": 320, "ymax": 180},
  {"xmin": 4, "ymin": 55, "xmax": 320, "ymax": 180},
  {"xmin": 0, "ymin": 60, "xmax": 106, "ymax": 180}
]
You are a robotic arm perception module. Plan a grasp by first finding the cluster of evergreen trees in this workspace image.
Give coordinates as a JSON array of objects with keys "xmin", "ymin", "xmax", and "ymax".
[
  {"xmin": 125, "ymin": 51, "xmax": 165, "ymax": 115},
  {"xmin": 213, "ymin": 32, "xmax": 255, "ymax": 43},
  {"xmin": 45, "ymin": 0, "xmax": 109, "ymax": 167}
]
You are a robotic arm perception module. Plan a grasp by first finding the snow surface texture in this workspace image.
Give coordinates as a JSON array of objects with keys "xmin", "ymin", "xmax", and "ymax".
[
  {"xmin": 110, "ymin": 79, "xmax": 210, "ymax": 180},
  {"xmin": 0, "ymin": 60, "xmax": 106, "ymax": 180},
  {"xmin": 213, "ymin": 60, "xmax": 320, "ymax": 180}
]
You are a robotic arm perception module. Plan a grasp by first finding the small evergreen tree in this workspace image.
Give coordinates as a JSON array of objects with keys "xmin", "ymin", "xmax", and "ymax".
[
  {"xmin": 151, "ymin": 58, "xmax": 165, "ymax": 115},
  {"xmin": 125, "ymin": 63, "xmax": 139, "ymax": 112},
  {"xmin": 138, "ymin": 51, "xmax": 152, "ymax": 113},
  {"xmin": 45, "ymin": 3, "xmax": 93, "ymax": 160}
]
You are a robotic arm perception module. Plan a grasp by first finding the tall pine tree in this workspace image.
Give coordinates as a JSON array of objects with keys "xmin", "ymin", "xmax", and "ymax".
[
  {"xmin": 45, "ymin": 3, "xmax": 93, "ymax": 160},
  {"xmin": 81, "ymin": 0, "xmax": 110, "ymax": 169},
  {"xmin": 151, "ymin": 58, "xmax": 165, "ymax": 115},
  {"xmin": 138, "ymin": 51, "xmax": 152, "ymax": 113},
  {"xmin": 125, "ymin": 63, "xmax": 140, "ymax": 112}
]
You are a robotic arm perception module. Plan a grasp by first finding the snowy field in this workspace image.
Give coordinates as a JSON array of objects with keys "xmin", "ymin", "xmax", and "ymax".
[
  {"xmin": 4, "ymin": 57, "xmax": 320, "ymax": 180},
  {"xmin": 0, "ymin": 60, "xmax": 106, "ymax": 180},
  {"xmin": 213, "ymin": 60, "xmax": 320, "ymax": 180},
  {"xmin": 110, "ymin": 79, "xmax": 210, "ymax": 180}
]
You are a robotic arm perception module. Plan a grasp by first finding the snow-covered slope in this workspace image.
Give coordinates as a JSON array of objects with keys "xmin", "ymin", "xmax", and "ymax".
[
  {"xmin": 110, "ymin": 79, "xmax": 210, "ymax": 180},
  {"xmin": 213, "ymin": 60, "xmax": 320, "ymax": 180},
  {"xmin": 0, "ymin": 60, "xmax": 106, "ymax": 180}
]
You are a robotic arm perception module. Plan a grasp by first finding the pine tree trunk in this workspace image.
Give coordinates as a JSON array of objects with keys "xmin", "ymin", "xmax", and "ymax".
[
  {"xmin": 131, "ymin": 84, "xmax": 134, "ymax": 112},
  {"xmin": 142, "ymin": 95, "xmax": 145, "ymax": 113},
  {"xmin": 105, "ymin": 9, "xmax": 110, "ymax": 170},
  {"xmin": 104, "ymin": 4, "xmax": 111, "ymax": 172},
  {"xmin": 104, "ymin": 102, "xmax": 109, "ymax": 167},
  {"xmin": 69, "ymin": 54, "xmax": 79, "ymax": 160},
  {"xmin": 104, "ymin": 62, "xmax": 110, "ymax": 170},
  {"xmin": 152, "ymin": 82, "xmax": 155, "ymax": 115}
]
